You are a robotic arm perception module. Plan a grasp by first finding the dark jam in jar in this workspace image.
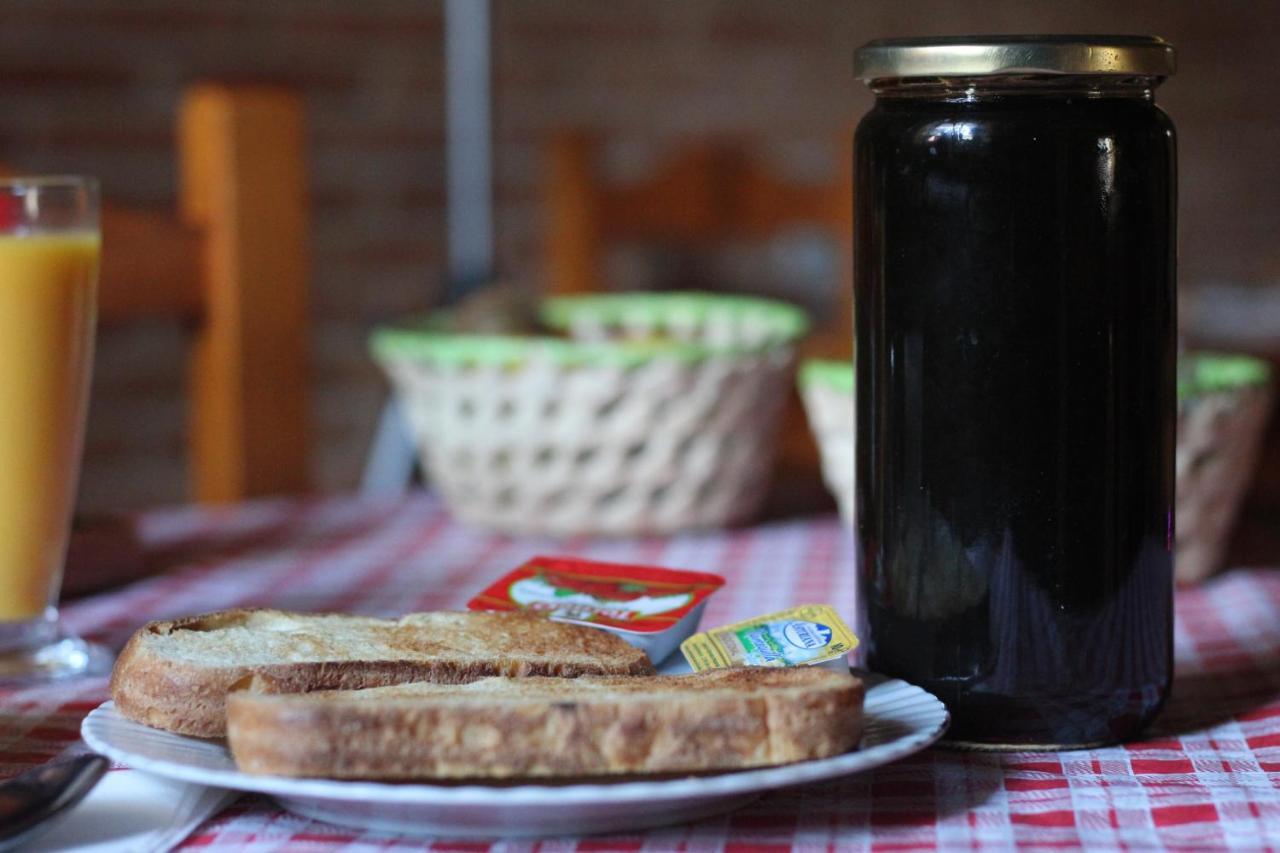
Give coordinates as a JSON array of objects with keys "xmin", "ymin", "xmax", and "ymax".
[{"xmin": 853, "ymin": 38, "xmax": 1177, "ymax": 748}]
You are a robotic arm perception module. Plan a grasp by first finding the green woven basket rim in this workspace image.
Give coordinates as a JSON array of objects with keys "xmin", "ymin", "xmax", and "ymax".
[
  {"xmin": 1181, "ymin": 352, "xmax": 1272, "ymax": 400},
  {"xmin": 799, "ymin": 359, "xmax": 854, "ymax": 393},
  {"xmin": 370, "ymin": 292, "xmax": 810, "ymax": 368}
]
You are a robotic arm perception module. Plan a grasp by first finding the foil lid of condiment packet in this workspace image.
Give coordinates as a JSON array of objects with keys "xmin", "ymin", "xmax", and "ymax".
[
  {"xmin": 468, "ymin": 555, "xmax": 725, "ymax": 631},
  {"xmin": 468, "ymin": 555, "xmax": 726, "ymax": 664},
  {"xmin": 681, "ymin": 604, "xmax": 859, "ymax": 672}
]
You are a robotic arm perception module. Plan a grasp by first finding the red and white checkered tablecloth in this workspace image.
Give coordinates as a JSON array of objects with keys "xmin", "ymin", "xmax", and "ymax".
[{"xmin": 4, "ymin": 492, "xmax": 1280, "ymax": 850}]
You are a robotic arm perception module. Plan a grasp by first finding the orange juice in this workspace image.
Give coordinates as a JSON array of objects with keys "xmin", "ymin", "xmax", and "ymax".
[{"xmin": 0, "ymin": 232, "xmax": 98, "ymax": 622}]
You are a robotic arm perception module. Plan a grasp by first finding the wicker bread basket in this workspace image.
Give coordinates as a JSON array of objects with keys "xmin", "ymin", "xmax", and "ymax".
[
  {"xmin": 798, "ymin": 361, "xmax": 856, "ymax": 524},
  {"xmin": 1175, "ymin": 354, "xmax": 1274, "ymax": 583},
  {"xmin": 373, "ymin": 293, "xmax": 808, "ymax": 536},
  {"xmin": 799, "ymin": 354, "xmax": 1275, "ymax": 585}
]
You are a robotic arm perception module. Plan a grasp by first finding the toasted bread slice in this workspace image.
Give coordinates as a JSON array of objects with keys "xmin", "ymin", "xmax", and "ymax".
[
  {"xmin": 111, "ymin": 608, "xmax": 654, "ymax": 737},
  {"xmin": 227, "ymin": 666, "xmax": 864, "ymax": 779}
]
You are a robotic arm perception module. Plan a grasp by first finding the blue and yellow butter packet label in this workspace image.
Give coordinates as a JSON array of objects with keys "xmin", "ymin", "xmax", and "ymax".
[{"xmin": 680, "ymin": 604, "xmax": 858, "ymax": 671}]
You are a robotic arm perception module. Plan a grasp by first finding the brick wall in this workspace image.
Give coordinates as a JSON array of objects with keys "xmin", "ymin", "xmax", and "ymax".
[{"xmin": 0, "ymin": 0, "xmax": 1276, "ymax": 511}]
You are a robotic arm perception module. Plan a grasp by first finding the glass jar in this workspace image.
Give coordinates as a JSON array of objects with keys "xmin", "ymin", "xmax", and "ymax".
[{"xmin": 852, "ymin": 36, "xmax": 1177, "ymax": 748}]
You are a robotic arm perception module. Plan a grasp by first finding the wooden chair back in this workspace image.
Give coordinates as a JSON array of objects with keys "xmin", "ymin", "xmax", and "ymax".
[
  {"xmin": 97, "ymin": 83, "xmax": 311, "ymax": 503},
  {"xmin": 544, "ymin": 131, "xmax": 852, "ymax": 358}
]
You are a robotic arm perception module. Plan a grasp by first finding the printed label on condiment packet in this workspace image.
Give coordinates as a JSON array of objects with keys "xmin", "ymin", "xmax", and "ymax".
[
  {"xmin": 680, "ymin": 604, "xmax": 858, "ymax": 671},
  {"xmin": 467, "ymin": 555, "xmax": 725, "ymax": 633}
]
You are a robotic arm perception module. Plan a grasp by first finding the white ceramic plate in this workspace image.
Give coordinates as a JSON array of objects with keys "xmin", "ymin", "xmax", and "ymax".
[{"xmin": 82, "ymin": 676, "xmax": 948, "ymax": 838}]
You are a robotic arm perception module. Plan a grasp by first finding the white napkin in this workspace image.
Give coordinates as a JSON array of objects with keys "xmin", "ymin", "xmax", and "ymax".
[{"xmin": 25, "ymin": 767, "xmax": 236, "ymax": 853}]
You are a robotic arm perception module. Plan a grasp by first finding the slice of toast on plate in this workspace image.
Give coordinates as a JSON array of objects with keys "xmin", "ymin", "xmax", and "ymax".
[
  {"xmin": 111, "ymin": 608, "xmax": 655, "ymax": 737},
  {"xmin": 227, "ymin": 665, "xmax": 865, "ymax": 779}
]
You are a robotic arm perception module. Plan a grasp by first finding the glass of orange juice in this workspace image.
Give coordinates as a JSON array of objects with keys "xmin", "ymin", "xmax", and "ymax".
[{"xmin": 0, "ymin": 177, "xmax": 110, "ymax": 682}]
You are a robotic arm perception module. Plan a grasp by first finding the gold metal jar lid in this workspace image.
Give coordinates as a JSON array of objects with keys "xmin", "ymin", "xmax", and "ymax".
[{"xmin": 854, "ymin": 35, "xmax": 1175, "ymax": 81}]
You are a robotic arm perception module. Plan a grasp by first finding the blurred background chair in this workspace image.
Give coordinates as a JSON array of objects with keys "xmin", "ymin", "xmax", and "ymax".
[
  {"xmin": 5, "ymin": 84, "xmax": 312, "ymax": 506},
  {"xmin": 544, "ymin": 130, "xmax": 852, "ymax": 352},
  {"xmin": 47, "ymin": 83, "xmax": 312, "ymax": 594},
  {"xmin": 94, "ymin": 83, "xmax": 311, "ymax": 504},
  {"xmin": 542, "ymin": 131, "xmax": 852, "ymax": 509}
]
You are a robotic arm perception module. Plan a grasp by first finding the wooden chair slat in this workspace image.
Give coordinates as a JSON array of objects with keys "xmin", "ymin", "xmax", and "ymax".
[
  {"xmin": 98, "ymin": 206, "xmax": 204, "ymax": 323},
  {"xmin": 179, "ymin": 84, "xmax": 311, "ymax": 503}
]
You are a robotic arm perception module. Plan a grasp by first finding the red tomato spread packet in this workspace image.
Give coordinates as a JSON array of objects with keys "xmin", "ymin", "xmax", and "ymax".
[{"xmin": 467, "ymin": 555, "xmax": 725, "ymax": 634}]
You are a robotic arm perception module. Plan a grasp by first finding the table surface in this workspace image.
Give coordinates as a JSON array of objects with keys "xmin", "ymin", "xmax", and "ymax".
[{"xmin": 4, "ymin": 493, "xmax": 1280, "ymax": 851}]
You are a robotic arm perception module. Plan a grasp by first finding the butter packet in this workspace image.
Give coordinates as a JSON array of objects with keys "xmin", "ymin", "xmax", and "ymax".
[{"xmin": 680, "ymin": 604, "xmax": 858, "ymax": 672}]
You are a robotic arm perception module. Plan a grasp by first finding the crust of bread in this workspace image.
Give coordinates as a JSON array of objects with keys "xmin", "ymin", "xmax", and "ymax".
[
  {"xmin": 227, "ymin": 666, "xmax": 865, "ymax": 779},
  {"xmin": 110, "ymin": 608, "xmax": 654, "ymax": 738}
]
